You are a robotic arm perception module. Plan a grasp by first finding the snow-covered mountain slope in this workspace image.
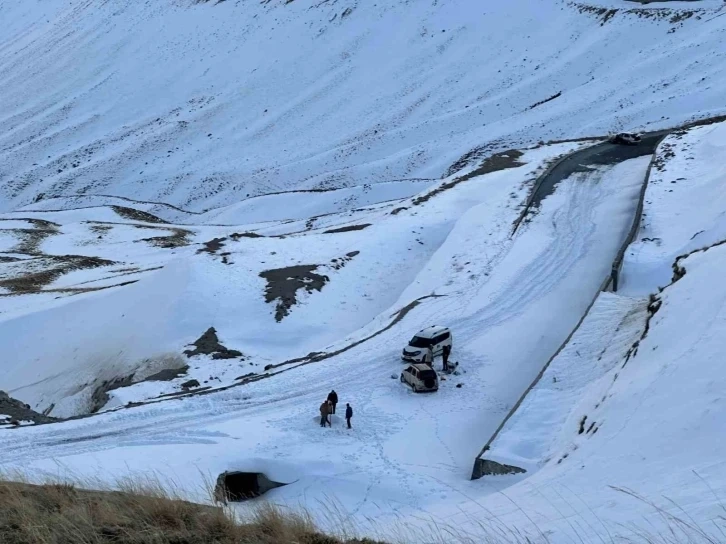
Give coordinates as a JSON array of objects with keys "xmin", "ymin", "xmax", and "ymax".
[
  {"xmin": 1, "ymin": 0, "xmax": 725, "ymax": 215},
  {"xmin": 0, "ymin": 141, "xmax": 591, "ymax": 417},
  {"xmin": 0, "ymin": 140, "xmax": 654, "ymax": 540},
  {"xmin": 2, "ymin": 1, "xmax": 726, "ymax": 542}
]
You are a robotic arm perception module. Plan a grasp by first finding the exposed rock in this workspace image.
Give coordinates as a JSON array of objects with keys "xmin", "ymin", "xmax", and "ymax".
[
  {"xmin": 184, "ymin": 327, "xmax": 243, "ymax": 359},
  {"xmin": 471, "ymin": 458, "xmax": 526, "ymax": 480},
  {"xmin": 230, "ymin": 231, "xmax": 263, "ymax": 240},
  {"xmin": 181, "ymin": 379, "xmax": 201, "ymax": 390},
  {"xmin": 214, "ymin": 471, "xmax": 287, "ymax": 503},
  {"xmin": 197, "ymin": 237, "xmax": 226, "ymax": 255},
  {"xmin": 110, "ymin": 205, "xmax": 167, "ymax": 224},
  {"xmin": 0, "ymin": 391, "xmax": 56, "ymax": 426},
  {"xmin": 259, "ymin": 265, "xmax": 330, "ymax": 322},
  {"xmin": 324, "ymin": 223, "xmax": 371, "ymax": 234},
  {"xmin": 90, "ymin": 375, "xmax": 136, "ymax": 414}
]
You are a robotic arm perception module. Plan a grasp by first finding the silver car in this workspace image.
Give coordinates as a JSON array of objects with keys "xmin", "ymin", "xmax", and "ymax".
[{"xmin": 400, "ymin": 364, "xmax": 439, "ymax": 393}]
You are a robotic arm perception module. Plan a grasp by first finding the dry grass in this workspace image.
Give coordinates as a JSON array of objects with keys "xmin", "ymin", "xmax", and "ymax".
[
  {"xmin": 0, "ymin": 475, "xmax": 383, "ymax": 544},
  {"xmin": 0, "ymin": 471, "xmax": 723, "ymax": 544}
]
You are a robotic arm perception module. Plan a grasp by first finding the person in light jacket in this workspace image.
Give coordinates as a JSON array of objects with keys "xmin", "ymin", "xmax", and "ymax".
[
  {"xmin": 320, "ymin": 401, "xmax": 331, "ymax": 427},
  {"xmin": 423, "ymin": 346, "xmax": 433, "ymax": 367}
]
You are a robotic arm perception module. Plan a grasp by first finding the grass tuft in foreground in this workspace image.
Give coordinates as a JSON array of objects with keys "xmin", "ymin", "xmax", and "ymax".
[{"xmin": 0, "ymin": 479, "xmax": 383, "ymax": 544}]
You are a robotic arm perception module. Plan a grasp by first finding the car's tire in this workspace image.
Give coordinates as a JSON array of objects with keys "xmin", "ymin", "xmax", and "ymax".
[
  {"xmin": 412, "ymin": 384, "xmax": 418, "ymax": 393},
  {"xmin": 400, "ymin": 374, "xmax": 405, "ymax": 383}
]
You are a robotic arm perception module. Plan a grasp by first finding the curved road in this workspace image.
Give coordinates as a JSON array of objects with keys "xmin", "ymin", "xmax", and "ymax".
[
  {"xmin": 531, "ymin": 132, "xmax": 668, "ymax": 209},
  {"xmin": 472, "ymin": 130, "xmax": 669, "ymax": 478}
]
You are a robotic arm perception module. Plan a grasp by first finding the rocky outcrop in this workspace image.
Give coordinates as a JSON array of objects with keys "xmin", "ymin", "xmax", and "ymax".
[{"xmin": 0, "ymin": 391, "xmax": 56, "ymax": 426}]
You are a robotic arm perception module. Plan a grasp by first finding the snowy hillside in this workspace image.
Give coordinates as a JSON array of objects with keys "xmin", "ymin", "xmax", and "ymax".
[
  {"xmin": 462, "ymin": 120, "xmax": 726, "ymax": 541},
  {"xmin": 2, "ymin": 0, "xmax": 725, "ymax": 214},
  {"xmin": 2, "ymin": 0, "xmax": 726, "ymax": 542}
]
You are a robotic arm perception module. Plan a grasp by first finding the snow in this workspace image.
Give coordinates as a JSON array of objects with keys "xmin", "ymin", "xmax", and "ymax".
[
  {"xmin": 2, "ymin": 0, "xmax": 726, "ymax": 216},
  {"xmin": 0, "ymin": 145, "xmax": 653, "ymax": 539},
  {"xmin": 483, "ymin": 292, "xmax": 649, "ymax": 474},
  {"xmin": 619, "ymin": 122, "xmax": 726, "ymax": 294},
  {"xmin": 2, "ymin": 1, "xmax": 726, "ymax": 542},
  {"xmin": 448, "ymin": 120, "xmax": 726, "ymax": 541}
]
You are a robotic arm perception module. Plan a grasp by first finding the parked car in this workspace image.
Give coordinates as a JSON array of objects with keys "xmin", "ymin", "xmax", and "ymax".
[
  {"xmin": 401, "ymin": 325, "xmax": 452, "ymax": 363},
  {"xmin": 400, "ymin": 364, "xmax": 439, "ymax": 392},
  {"xmin": 609, "ymin": 132, "xmax": 641, "ymax": 145}
]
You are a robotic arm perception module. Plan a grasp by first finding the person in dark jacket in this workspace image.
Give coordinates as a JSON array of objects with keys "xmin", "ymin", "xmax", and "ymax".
[
  {"xmin": 442, "ymin": 344, "xmax": 451, "ymax": 371},
  {"xmin": 320, "ymin": 401, "xmax": 331, "ymax": 427},
  {"xmin": 327, "ymin": 390, "xmax": 338, "ymax": 414},
  {"xmin": 345, "ymin": 403, "xmax": 353, "ymax": 429}
]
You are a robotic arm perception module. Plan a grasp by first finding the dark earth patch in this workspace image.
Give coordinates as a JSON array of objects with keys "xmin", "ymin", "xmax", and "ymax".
[
  {"xmin": 184, "ymin": 327, "xmax": 243, "ymax": 359},
  {"xmin": 110, "ymin": 205, "xmax": 167, "ymax": 224},
  {"xmin": 229, "ymin": 231, "xmax": 264, "ymax": 240},
  {"xmin": 259, "ymin": 265, "xmax": 329, "ymax": 322},
  {"xmin": 135, "ymin": 225, "xmax": 193, "ymax": 248},
  {"xmin": 197, "ymin": 237, "xmax": 226, "ymax": 254},
  {"xmin": 528, "ymin": 91, "xmax": 562, "ymax": 110},
  {"xmin": 323, "ymin": 223, "xmax": 371, "ymax": 234}
]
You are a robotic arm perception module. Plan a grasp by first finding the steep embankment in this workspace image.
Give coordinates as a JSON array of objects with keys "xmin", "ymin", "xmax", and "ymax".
[{"xmin": 453, "ymin": 119, "xmax": 726, "ymax": 543}]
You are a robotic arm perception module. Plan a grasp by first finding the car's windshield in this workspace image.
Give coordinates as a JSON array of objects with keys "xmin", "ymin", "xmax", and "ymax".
[
  {"xmin": 418, "ymin": 370, "xmax": 436, "ymax": 380},
  {"xmin": 409, "ymin": 336, "xmax": 432, "ymax": 348}
]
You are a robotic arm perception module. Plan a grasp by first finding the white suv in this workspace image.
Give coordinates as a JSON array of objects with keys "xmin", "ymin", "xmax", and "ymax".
[
  {"xmin": 401, "ymin": 326, "xmax": 452, "ymax": 363},
  {"xmin": 609, "ymin": 132, "xmax": 641, "ymax": 145},
  {"xmin": 400, "ymin": 364, "xmax": 439, "ymax": 393}
]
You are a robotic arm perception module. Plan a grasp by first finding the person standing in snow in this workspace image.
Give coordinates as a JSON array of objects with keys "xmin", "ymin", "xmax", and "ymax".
[
  {"xmin": 345, "ymin": 403, "xmax": 353, "ymax": 429},
  {"xmin": 442, "ymin": 344, "xmax": 451, "ymax": 372},
  {"xmin": 423, "ymin": 346, "xmax": 433, "ymax": 367},
  {"xmin": 327, "ymin": 390, "xmax": 338, "ymax": 414},
  {"xmin": 320, "ymin": 401, "xmax": 331, "ymax": 427}
]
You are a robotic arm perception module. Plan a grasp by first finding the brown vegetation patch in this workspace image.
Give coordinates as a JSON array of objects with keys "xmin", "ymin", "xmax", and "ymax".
[
  {"xmin": 136, "ymin": 226, "xmax": 193, "ymax": 249},
  {"xmin": 0, "ymin": 218, "xmax": 60, "ymax": 255},
  {"xmin": 197, "ymin": 237, "xmax": 226, "ymax": 254},
  {"xmin": 111, "ymin": 205, "xmax": 168, "ymax": 224},
  {"xmin": 0, "ymin": 255, "xmax": 116, "ymax": 293},
  {"xmin": 259, "ymin": 265, "xmax": 329, "ymax": 322}
]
